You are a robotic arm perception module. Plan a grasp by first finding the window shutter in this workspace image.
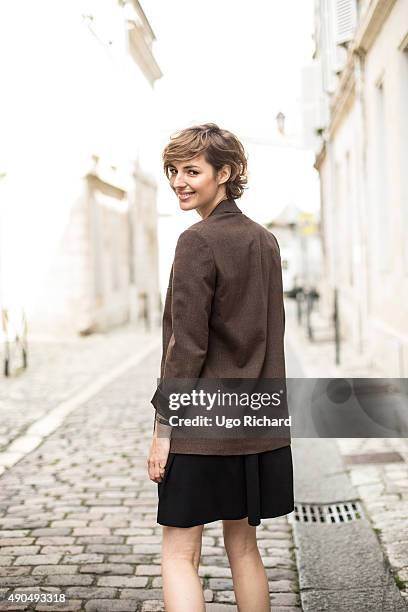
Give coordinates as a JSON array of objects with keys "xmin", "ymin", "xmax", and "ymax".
[{"xmin": 335, "ymin": 0, "xmax": 357, "ymax": 45}]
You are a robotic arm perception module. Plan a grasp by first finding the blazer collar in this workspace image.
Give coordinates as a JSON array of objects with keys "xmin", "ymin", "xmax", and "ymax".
[{"xmin": 207, "ymin": 198, "xmax": 242, "ymax": 217}]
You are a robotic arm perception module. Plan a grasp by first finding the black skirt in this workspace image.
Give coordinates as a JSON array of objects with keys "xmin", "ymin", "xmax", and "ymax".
[{"xmin": 157, "ymin": 445, "xmax": 294, "ymax": 528}]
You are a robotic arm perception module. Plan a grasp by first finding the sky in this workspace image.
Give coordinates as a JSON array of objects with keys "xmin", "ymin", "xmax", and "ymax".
[{"xmin": 143, "ymin": 0, "xmax": 315, "ymax": 137}]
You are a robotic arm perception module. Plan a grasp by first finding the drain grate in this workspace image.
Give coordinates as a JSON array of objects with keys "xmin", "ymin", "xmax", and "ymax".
[{"xmin": 290, "ymin": 500, "xmax": 365, "ymax": 523}]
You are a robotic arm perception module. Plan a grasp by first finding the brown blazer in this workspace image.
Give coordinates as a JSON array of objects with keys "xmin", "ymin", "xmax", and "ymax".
[{"xmin": 151, "ymin": 197, "xmax": 291, "ymax": 455}]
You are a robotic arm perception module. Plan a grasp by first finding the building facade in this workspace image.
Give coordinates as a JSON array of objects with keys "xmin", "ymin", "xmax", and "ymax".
[
  {"xmin": 308, "ymin": 0, "xmax": 408, "ymax": 375},
  {"xmin": 1, "ymin": 0, "xmax": 162, "ymax": 336}
]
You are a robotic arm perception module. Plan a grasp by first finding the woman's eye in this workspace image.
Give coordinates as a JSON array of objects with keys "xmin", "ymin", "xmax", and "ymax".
[{"xmin": 169, "ymin": 169, "xmax": 198, "ymax": 176}]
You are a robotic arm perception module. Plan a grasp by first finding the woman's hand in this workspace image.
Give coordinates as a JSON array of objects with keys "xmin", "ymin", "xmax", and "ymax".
[{"xmin": 147, "ymin": 432, "xmax": 170, "ymax": 483}]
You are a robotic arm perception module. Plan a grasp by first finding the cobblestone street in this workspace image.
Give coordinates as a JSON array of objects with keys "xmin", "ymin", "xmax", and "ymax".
[
  {"xmin": 0, "ymin": 327, "xmax": 158, "ymax": 458},
  {"xmin": 2, "ymin": 304, "xmax": 407, "ymax": 610},
  {"xmin": 0, "ymin": 329, "xmax": 301, "ymax": 611}
]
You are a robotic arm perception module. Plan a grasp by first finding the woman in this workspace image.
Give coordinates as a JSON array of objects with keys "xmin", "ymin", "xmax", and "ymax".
[{"xmin": 148, "ymin": 123, "xmax": 294, "ymax": 612}]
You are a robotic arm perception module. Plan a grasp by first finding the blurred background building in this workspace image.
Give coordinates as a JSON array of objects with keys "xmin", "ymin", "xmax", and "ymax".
[
  {"xmin": 302, "ymin": 0, "xmax": 408, "ymax": 376},
  {"xmin": 254, "ymin": 113, "xmax": 321, "ymax": 298},
  {"xmin": 266, "ymin": 202, "xmax": 321, "ymax": 296},
  {"xmin": 0, "ymin": 0, "xmax": 162, "ymax": 337}
]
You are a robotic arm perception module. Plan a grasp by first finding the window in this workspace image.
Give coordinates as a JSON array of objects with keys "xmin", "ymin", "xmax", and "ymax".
[
  {"xmin": 400, "ymin": 37, "xmax": 408, "ymax": 272},
  {"xmin": 375, "ymin": 79, "xmax": 390, "ymax": 273},
  {"xmin": 345, "ymin": 151, "xmax": 354, "ymax": 286},
  {"xmin": 335, "ymin": 0, "xmax": 357, "ymax": 45}
]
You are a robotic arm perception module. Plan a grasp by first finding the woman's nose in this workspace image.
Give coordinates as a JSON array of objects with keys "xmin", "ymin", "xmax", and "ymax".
[{"xmin": 172, "ymin": 173, "xmax": 187, "ymax": 188}]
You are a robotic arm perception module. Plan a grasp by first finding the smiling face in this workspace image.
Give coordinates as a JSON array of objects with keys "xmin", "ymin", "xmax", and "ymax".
[{"xmin": 167, "ymin": 154, "xmax": 231, "ymax": 218}]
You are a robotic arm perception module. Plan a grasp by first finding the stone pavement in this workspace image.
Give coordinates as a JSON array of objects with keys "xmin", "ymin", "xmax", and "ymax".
[
  {"xmin": 337, "ymin": 437, "xmax": 408, "ymax": 606},
  {"xmin": 0, "ymin": 326, "xmax": 159, "ymax": 456},
  {"xmin": 285, "ymin": 298, "xmax": 408, "ymax": 607},
  {"xmin": 0, "ymin": 327, "xmax": 301, "ymax": 611}
]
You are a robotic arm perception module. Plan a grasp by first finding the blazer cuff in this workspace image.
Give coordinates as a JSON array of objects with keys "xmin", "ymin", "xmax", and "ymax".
[
  {"xmin": 151, "ymin": 386, "xmax": 170, "ymax": 416},
  {"xmin": 154, "ymin": 416, "xmax": 172, "ymax": 439}
]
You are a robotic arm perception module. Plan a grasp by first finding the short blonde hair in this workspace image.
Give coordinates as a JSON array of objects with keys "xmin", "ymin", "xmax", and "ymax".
[{"xmin": 162, "ymin": 123, "xmax": 248, "ymax": 199}]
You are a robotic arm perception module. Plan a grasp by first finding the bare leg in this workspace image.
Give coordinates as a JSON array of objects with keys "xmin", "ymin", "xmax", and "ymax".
[
  {"xmin": 223, "ymin": 518, "xmax": 270, "ymax": 612},
  {"xmin": 161, "ymin": 524, "xmax": 205, "ymax": 612}
]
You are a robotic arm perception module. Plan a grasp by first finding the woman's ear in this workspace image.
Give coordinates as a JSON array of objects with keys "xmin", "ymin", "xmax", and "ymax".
[{"xmin": 218, "ymin": 164, "xmax": 231, "ymax": 185}]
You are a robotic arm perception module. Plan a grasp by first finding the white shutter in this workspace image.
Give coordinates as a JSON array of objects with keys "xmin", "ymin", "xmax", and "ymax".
[
  {"xmin": 335, "ymin": 0, "xmax": 357, "ymax": 45},
  {"xmin": 320, "ymin": 0, "xmax": 338, "ymax": 93}
]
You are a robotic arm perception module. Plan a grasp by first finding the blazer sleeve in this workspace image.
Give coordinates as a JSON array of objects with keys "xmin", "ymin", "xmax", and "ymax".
[{"xmin": 151, "ymin": 228, "xmax": 216, "ymax": 426}]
